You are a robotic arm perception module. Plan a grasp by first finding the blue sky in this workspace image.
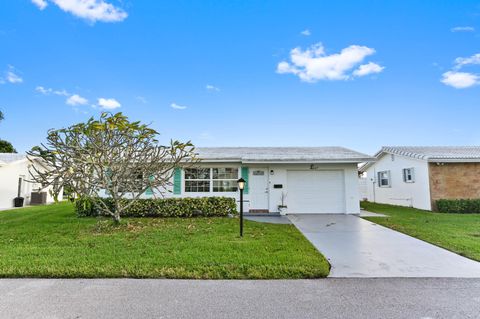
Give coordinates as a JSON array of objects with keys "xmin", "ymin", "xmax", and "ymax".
[{"xmin": 0, "ymin": 0, "xmax": 479, "ymax": 155}]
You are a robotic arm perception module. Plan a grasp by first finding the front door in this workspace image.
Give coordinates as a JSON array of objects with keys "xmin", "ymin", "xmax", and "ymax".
[{"xmin": 249, "ymin": 168, "xmax": 269, "ymax": 212}]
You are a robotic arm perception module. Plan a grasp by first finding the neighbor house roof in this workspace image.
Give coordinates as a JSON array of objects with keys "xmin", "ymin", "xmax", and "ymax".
[
  {"xmin": 0, "ymin": 153, "xmax": 27, "ymax": 166},
  {"xmin": 195, "ymin": 147, "xmax": 374, "ymax": 163},
  {"xmin": 360, "ymin": 146, "xmax": 480, "ymax": 171}
]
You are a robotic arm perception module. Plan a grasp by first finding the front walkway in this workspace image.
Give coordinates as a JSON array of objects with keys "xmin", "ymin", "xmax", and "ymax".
[
  {"xmin": 288, "ymin": 214, "xmax": 480, "ymax": 277},
  {"xmin": 245, "ymin": 215, "xmax": 291, "ymax": 224}
]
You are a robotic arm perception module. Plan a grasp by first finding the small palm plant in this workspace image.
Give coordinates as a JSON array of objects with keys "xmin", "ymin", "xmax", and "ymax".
[{"xmin": 278, "ymin": 192, "xmax": 287, "ymax": 215}]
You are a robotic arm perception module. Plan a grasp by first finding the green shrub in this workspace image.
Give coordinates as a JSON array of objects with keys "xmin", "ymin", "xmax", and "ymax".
[
  {"xmin": 75, "ymin": 196, "xmax": 238, "ymax": 217},
  {"xmin": 436, "ymin": 199, "xmax": 480, "ymax": 214}
]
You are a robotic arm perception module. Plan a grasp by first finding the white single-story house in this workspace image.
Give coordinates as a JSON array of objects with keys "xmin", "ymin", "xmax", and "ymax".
[
  {"xmin": 150, "ymin": 147, "xmax": 373, "ymax": 214},
  {"xmin": 0, "ymin": 153, "xmax": 62, "ymax": 210},
  {"xmin": 359, "ymin": 146, "xmax": 480, "ymax": 210}
]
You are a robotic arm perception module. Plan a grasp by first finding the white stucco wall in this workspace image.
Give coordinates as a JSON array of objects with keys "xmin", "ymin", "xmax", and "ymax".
[
  {"xmin": 263, "ymin": 163, "xmax": 360, "ymax": 214},
  {"xmin": 0, "ymin": 159, "xmax": 62, "ymax": 209},
  {"xmin": 364, "ymin": 153, "xmax": 431, "ymax": 210},
  {"xmin": 146, "ymin": 162, "xmax": 360, "ymax": 214}
]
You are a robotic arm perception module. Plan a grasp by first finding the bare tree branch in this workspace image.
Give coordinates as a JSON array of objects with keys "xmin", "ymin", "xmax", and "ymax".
[{"xmin": 28, "ymin": 112, "xmax": 198, "ymax": 222}]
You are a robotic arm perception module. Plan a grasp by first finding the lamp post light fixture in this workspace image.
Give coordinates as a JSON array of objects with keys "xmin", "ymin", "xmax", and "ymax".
[{"xmin": 237, "ymin": 177, "xmax": 246, "ymax": 237}]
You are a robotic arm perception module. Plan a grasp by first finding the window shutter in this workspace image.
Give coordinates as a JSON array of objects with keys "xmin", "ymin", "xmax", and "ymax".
[
  {"xmin": 387, "ymin": 170, "xmax": 391, "ymax": 187},
  {"xmin": 241, "ymin": 166, "xmax": 249, "ymax": 194},
  {"xmin": 402, "ymin": 169, "xmax": 407, "ymax": 182},
  {"xmin": 377, "ymin": 172, "xmax": 382, "ymax": 187},
  {"xmin": 105, "ymin": 168, "xmax": 113, "ymax": 195},
  {"xmin": 410, "ymin": 168, "xmax": 415, "ymax": 182},
  {"xmin": 145, "ymin": 175, "xmax": 154, "ymax": 195},
  {"xmin": 173, "ymin": 168, "xmax": 182, "ymax": 195}
]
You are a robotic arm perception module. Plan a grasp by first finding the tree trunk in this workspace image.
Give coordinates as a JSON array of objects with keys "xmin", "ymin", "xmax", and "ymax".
[{"xmin": 113, "ymin": 200, "xmax": 121, "ymax": 223}]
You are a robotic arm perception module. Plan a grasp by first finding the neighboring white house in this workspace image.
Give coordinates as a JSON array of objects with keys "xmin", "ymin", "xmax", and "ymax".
[
  {"xmin": 360, "ymin": 146, "xmax": 480, "ymax": 211},
  {"xmin": 146, "ymin": 147, "xmax": 373, "ymax": 214},
  {"xmin": 0, "ymin": 153, "xmax": 62, "ymax": 210}
]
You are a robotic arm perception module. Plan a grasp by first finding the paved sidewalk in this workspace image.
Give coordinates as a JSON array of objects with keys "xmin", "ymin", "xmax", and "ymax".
[
  {"xmin": 288, "ymin": 214, "xmax": 480, "ymax": 277},
  {"xmin": 0, "ymin": 278, "xmax": 479, "ymax": 319}
]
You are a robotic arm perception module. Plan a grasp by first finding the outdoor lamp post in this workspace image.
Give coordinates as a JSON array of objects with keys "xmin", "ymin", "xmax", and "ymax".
[{"xmin": 237, "ymin": 177, "xmax": 246, "ymax": 237}]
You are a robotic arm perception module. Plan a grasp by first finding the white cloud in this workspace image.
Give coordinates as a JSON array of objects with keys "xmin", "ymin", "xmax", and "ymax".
[
  {"xmin": 5, "ymin": 66, "xmax": 23, "ymax": 84},
  {"xmin": 98, "ymin": 97, "xmax": 121, "ymax": 109},
  {"xmin": 441, "ymin": 53, "xmax": 480, "ymax": 89},
  {"xmin": 36, "ymin": 0, "xmax": 128, "ymax": 23},
  {"xmin": 451, "ymin": 26, "xmax": 475, "ymax": 32},
  {"xmin": 36, "ymin": 86, "xmax": 52, "ymax": 94},
  {"xmin": 206, "ymin": 84, "xmax": 220, "ymax": 92},
  {"xmin": 32, "ymin": 0, "xmax": 48, "ymax": 10},
  {"xmin": 454, "ymin": 53, "xmax": 480, "ymax": 69},
  {"xmin": 441, "ymin": 71, "xmax": 479, "ymax": 89},
  {"xmin": 277, "ymin": 42, "xmax": 383, "ymax": 82},
  {"xmin": 353, "ymin": 62, "xmax": 385, "ymax": 77},
  {"xmin": 170, "ymin": 103, "xmax": 187, "ymax": 110},
  {"xmin": 136, "ymin": 96, "xmax": 147, "ymax": 104},
  {"xmin": 36, "ymin": 85, "xmax": 70, "ymax": 96},
  {"xmin": 300, "ymin": 29, "xmax": 311, "ymax": 36},
  {"xmin": 53, "ymin": 89, "xmax": 69, "ymax": 96},
  {"xmin": 66, "ymin": 94, "xmax": 89, "ymax": 105}
]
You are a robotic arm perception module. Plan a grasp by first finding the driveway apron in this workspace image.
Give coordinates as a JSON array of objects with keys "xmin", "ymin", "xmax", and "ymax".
[{"xmin": 288, "ymin": 214, "xmax": 480, "ymax": 277}]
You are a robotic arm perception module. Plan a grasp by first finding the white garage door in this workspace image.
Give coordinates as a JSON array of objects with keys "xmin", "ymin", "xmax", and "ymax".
[{"xmin": 287, "ymin": 170, "xmax": 345, "ymax": 214}]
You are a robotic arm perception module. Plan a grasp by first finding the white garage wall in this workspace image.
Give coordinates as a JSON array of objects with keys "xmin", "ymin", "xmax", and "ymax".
[
  {"xmin": 265, "ymin": 163, "xmax": 360, "ymax": 214},
  {"xmin": 364, "ymin": 153, "xmax": 431, "ymax": 210}
]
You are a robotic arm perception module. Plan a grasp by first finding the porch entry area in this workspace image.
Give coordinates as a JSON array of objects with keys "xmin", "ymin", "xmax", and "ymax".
[{"xmin": 248, "ymin": 168, "xmax": 269, "ymax": 213}]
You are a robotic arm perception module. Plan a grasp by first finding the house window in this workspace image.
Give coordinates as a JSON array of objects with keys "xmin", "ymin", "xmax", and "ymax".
[
  {"xmin": 184, "ymin": 168, "xmax": 211, "ymax": 192},
  {"xmin": 213, "ymin": 168, "xmax": 238, "ymax": 192},
  {"xmin": 403, "ymin": 168, "xmax": 415, "ymax": 183},
  {"xmin": 377, "ymin": 171, "xmax": 391, "ymax": 187},
  {"xmin": 184, "ymin": 167, "xmax": 239, "ymax": 192},
  {"xmin": 118, "ymin": 170, "xmax": 144, "ymax": 193}
]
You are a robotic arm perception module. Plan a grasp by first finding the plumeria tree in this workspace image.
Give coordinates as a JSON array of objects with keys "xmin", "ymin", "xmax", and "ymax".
[{"xmin": 28, "ymin": 112, "xmax": 197, "ymax": 222}]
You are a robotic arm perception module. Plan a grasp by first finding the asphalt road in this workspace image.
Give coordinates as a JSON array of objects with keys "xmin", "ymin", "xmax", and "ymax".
[{"xmin": 0, "ymin": 278, "xmax": 479, "ymax": 319}]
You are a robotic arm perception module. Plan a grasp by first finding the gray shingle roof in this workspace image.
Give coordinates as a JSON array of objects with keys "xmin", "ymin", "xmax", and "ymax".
[
  {"xmin": 195, "ymin": 147, "xmax": 373, "ymax": 163},
  {"xmin": 0, "ymin": 153, "xmax": 26, "ymax": 165},
  {"xmin": 359, "ymin": 146, "xmax": 480, "ymax": 172},
  {"xmin": 380, "ymin": 146, "xmax": 480, "ymax": 161}
]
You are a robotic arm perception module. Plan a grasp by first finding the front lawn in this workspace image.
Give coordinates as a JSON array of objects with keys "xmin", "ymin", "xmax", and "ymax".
[
  {"xmin": 0, "ymin": 203, "xmax": 329, "ymax": 279},
  {"xmin": 361, "ymin": 201, "xmax": 480, "ymax": 261}
]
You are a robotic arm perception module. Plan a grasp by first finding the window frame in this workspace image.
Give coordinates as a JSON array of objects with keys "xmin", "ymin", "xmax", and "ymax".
[
  {"xmin": 184, "ymin": 167, "xmax": 239, "ymax": 193},
  {"xmin": 402, "ymin": 168, "xmax": 415, "ymax": 183},
  {"xmin": 184, "ymin": 168, "xmax": 211, "ymax": 193},
  {"xmin": 377, "ymin": 170, "xmax": 391, "ymax": 188},
  {"xmin": 212, "ymin": 167, "xmax": 239, "ymax": 192}
]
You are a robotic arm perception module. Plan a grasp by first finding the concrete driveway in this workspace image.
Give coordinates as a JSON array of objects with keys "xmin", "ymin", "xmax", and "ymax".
[{"xmin": 288, "ymin": 214, "xmax": 480, "ymax": 277}]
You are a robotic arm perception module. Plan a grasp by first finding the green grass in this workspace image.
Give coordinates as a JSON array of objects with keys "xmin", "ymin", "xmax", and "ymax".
[
  {"xmin": 0, "ymin": 203, "xmax": 329, "ymax": 279},
  {"xmin": 361, "ymin": 201, "xmax": 480, "ymax": 261}
]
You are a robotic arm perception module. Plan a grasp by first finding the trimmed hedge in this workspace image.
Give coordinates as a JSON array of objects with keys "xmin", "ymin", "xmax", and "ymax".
[
  {"xmin": 436, "ymin": 199, "xmax": 480, "ymax": 214},
  {"xmin": 75, "ymin": 196, "xmax": 238, "ymax": 217}
]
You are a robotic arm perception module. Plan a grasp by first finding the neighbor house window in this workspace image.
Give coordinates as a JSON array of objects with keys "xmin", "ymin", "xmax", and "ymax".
[
  {"xmin": 184, "ymin": 168, "xmax": 211, "ymax": 192},
  {"xmin": 184, "ymin": 167, "xmax": 239, "ymax": 192},
  {"xmin": 403, "ymin": 168, "xmax": 415, "ymax": 183},
  {"xmin": 377, "ymin": 171, "xmax": 391, "ymax": 187},
  {"xmin": 213, "ymin": 168, "xmax": 238, "ymax": 192}
]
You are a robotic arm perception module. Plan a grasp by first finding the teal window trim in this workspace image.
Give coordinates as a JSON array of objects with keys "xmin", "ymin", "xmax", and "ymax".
[
  {"xmin": 173, "ymin": 168, "xmax": 182, "ymax": 195},
  {"xmin": 241, "ymin": 166, "xmax": 249, "ymax": 194},
  {"xmin": 145, "ymin": 175, "xmax": 154, "ymax": 195}
]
